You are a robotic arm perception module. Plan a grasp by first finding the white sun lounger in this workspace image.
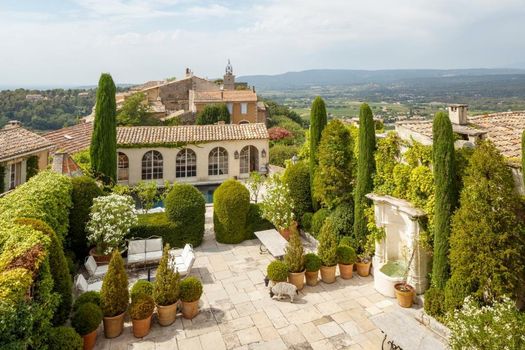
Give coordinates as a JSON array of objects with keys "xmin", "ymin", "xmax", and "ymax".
[
  {"xmin": 84, "ymin": 255, "xmax": 108, "ymax": 278},
  {"xmin": 75, "ymin": 274, "xmax": 102, "ymax": 294}
]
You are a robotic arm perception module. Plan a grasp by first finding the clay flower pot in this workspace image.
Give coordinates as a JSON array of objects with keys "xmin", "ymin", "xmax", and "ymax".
[
  {"xmin": 103, "ymin": 312, "xmax": 125, "ymax": 339},
  {"xmin": 181, "ymin": 300, "xmax": 199, "ymax": 319},
  {"xmin": 394, "ymin": 283, "xmax": 415, "ymax": 308},
  {"xmin": 356, "ymin": 261, "xmax": 371, "ymax": 277},
  {"xmin": 82, "ymin": 330, "xmax": 97, "ymax": 350},
  {"xmin": 89, "ymin": 247, "xmax": 112, "ymax": 264},
  {"xmin": 305, "ymin": 270, "xmax": 319, "ymax": 286},
  {"xmin": 157, "ymin": 302, "xmax": 178, "ymax": 326},
  {"xmin": 288, "ymin": 271, "xmax": 305, "ymax": 290},
  {"xmin": 338, "ymin": 263, "xmax": 354, "ymax": 279},
  {"xmin": 132, "ymin": 314, "xmax": 152, "ymax": 338},
  {"xmin": 320, "ymin": 265, "xmax": 336, "ymax": 283}
]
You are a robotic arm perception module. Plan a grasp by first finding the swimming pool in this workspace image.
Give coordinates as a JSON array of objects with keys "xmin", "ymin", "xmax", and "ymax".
[{"xmin": 135, "ymin": 183, "xmax": 219, "ymax": 209}]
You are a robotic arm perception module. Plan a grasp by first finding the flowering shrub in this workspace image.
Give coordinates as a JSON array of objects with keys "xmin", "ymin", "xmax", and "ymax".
[
  {"xmin": 87, "ymin": 194, "xmax": 137, "ymax": 254},
  {"xmin": 268, "ymin": 127, "xmax": 292, "ymax": 141},
  {"xmin": 447, "ymin": 296, "xmax": 525, "ymax": 350},
  {"xmin": 261, "ymin": 175, "xmax": 295, "ymax": 231}
]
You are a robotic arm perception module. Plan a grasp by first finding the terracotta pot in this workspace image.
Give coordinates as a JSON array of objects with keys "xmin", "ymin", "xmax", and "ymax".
[
  {"xmin": 305, "ymin": 270, "xmax": 319, "ymax": 286},
  {"xmin": 288, "ymin": 271, "xmax": 305, "ymax": 290},
  {"xmin": 157, "ymin": 302, "xmax": 178, "ymax": 326},
  {"xmin": 338, "ymin": 263, "xmax": 354, "ymax": 279},
  {"xmin": 132, "ymin": 314, "xmax": 152, "ymax": 338},
  {"xmin": 279, "ymin": 221, "xmax": 298, "ymax": 241},
  {"xmin": 103, "ymin": 312, "xmax": 125, "ymax": 339},
  {"xmin": 181, "ymin": 300, "xmax": 199, "ymax": 319},
  {"xmin": 89, "ymin": 247, "xmax": 112, "ymax": 264},
  {"xmin": 82, "ymin": 330, "xmax": 97, "ymax": 350},
  {"xmin": 356, "ymin": 261, "xmax": 371, "ymax": 277},
  {"xmin": 394, "ymin": 283, "xmax": 415, "ymax": 308},
  {"xmin": 320, "ymin": 265, "xmax": 336, "ymax": 283}
]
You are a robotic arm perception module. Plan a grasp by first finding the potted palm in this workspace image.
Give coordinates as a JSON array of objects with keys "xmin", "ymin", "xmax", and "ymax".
[
  {"xmin": 394, "ymin": 245, "xmax": 416, "ymax": 308},
  {"xmin": 317, "ymin": 217, "xmax": 338, "ymax": 283},
  {"xmin": 284, "ymin": 230, "xmax": 305, "ymax": 290},
  {"xmin": 154, "ymin": 244, "xmax": 181, "ymax": 326},
  {"xmin": 336, "ymin": 244, "xmax": 357, "ymax": 279},
  {"xmin": 129, "ymin": 294, "xmax": 155, "ymax": 338},
  {"xmin": 260, "ymin": 175, "xmax": 296, "ymax": 240},
  {"xmin": 266, "ymin": 260, "xmax": 289, "ymax": 286},
  {"xmin": 100, "ymin": 250, "xmax": 129, "ymax": 338},
  {"xmin": 304, "ymin": 253, "xmax": 321, "ymax": 286},
  {"xmin": 71, "ymin": 303, "xmax": 102, "ymax": 350},
  {"xmin": 179, "ymin": 276, "xmax": 203, "ymax": 319}
]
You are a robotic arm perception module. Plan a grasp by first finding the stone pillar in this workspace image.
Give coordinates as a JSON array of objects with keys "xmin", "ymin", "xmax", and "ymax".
[{"xmin": 407, "ymin": 217, "xmax": 428, "ymax": 294}]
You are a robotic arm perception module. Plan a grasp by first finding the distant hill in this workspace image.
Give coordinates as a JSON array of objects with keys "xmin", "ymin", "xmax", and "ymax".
[{"xmin": 240, "ymin": 68, "xmax": 525, "ymax": 90}]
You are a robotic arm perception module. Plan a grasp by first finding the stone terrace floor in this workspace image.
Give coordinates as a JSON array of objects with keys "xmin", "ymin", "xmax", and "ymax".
[{"xmin": 95, "ymin": 209, "xmax": 447, "ymax": 350}]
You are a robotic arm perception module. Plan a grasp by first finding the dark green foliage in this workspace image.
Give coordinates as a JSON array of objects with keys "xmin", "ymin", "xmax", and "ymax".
[
  {"xmin": 445, "ymin": 141, "xmax": 525, "ymax": 310},
  {"xmin": 100, "ymin": 250, "xmax": 129, "ymax": 317},
  {"xmin": 90, "ymin": 73, "xmax": 117, "ymax": 183},
  {"xmin": 339, "ymin": 235, "xmax": 354, "ymax": 247},
  {"xmin": 130, "ymin": 280, "xmax": 154, "ymax": 302},
  {"xmin": 353, "ymin": 103, "xmax": 376, "ymax": 252},
  {"xmin": 129, "ymin": 213, "xmax": 203, "ymax": 247},
  {"xmin": 317, "ymin": 217, "xmax": 338, "ymax": 267},
  {"xmin": 423, "ymin": 287, "xmax": 445, "ymax": 318},
  {"xmin": 311, "ymin": 208, "xmax": 331, "ymax": 237},
  {"xmin": 69, "ymin": 176, "xmax": 104, "ymax": 260},
  {"xmin": 336, "ymin": 245, "xmax": 357, "ymax": 265},
  {"xmin": 313, "ymin": 120, "xmax": 354, "ymax": 208},
  {"xmin": 73, "ymin": 291, "xmax": 101, "ymax": 312},
  {"xmin": 309, "ymin": 96, "xmax": 328, "ymax": 208},
  {"xmin": 48, "ymin": 327, "xmax": 83, "ymax": 350},
  {"xmin": 304, "ymin": 253, "xmax": 322, "ymax": 272},
  {"xmin": 329, "ymin": 203, "xmax": 354, "ymax": 238},
  {"xmin": 0, "ymin": 164, "xmax": 4, "ymax": 192},
  {"xmin": 154, "ymin": 245, "xmax": 180, "ymax": 306},
  {"xmin": 301, "ymin": 212, "xmax": 313, "ymax": 232},
  {"xmin": 269, "ymin": 144, "xmax": 299, "ymax": 167},
  {"xmin": 26, "ymin": 155, "xmax": 39, "ymax": 180},
  {"xmin": 179, "ymin": 276, "xmax": 203, "ymax": 302},
  {"xmin": 374, "ymin": 132, "xmax": 401, "ymax": 195},
  {"xmin": 196, "ymin": 104, "xmax": 230, "ymax": 125},
  {"xmin": 213, "ymin": 179, "xmax": 250, "ymax": 244},
  {"xmin": 432, "ymin": 112, "xmax": 457, "ymax": 289},
  {"xmin": 15, "ymin": 218, "xmax": 72, "ymax": 326},
  {"xmin": 71, "ymin": 303, "xmax": 103, "ymax": 336},
  {"xmin": 267, "ymin": 260, "xmax": 289, "ymax": 281},
  {"xmin": 283, "ymin": 161, "xmax": 312, "ymax": 219},
  {"xmin": 129, "ymin": 294, "xmax": 155, "ymax": 320},
  {"xmin": 264, "ymin": 99, "xmax": 308, "ymax": 128},
  {"xmin": 246, "ymin": 203, "xmax": 274, "ymax": 237},
  {"xmin": 164, "ymin": 184, "xmax": 205, "ymax": 244}
]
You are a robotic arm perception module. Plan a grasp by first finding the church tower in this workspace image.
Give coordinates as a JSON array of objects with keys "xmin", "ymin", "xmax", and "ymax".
[{"xmin": 223, "ymin": 59, "xmax": 235, "ymax": 90}]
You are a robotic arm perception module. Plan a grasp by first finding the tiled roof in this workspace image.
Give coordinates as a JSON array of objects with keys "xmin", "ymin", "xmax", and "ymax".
[
  {"xmin": 43, "ymin": 122, "xmax": 93, "ymax": 154},
  {"xmin": 0, "ymin": 126, "xmax": 54, "ymax": 161},
  {"xmin": 193, "ymin": 90, "xmax": 258, "ymax": 103},
  {"xmin": 117, "ymin": 123, "xmax": 269, "ymax": 146}
]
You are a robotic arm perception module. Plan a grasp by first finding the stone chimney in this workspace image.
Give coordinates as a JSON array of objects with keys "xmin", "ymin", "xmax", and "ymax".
[
  {"xmin": 3, "ymin": 120, "xmax": 21, "ymax": 130},
  {"xmin": 185, "ymin": 68, "xmax": 192, "ymax": 78},
  {"xmin": 448, "ymin": 104, "xmax": 468, "ymax": 125}
]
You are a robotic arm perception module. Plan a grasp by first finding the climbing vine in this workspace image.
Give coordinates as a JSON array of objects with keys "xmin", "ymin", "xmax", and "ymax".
[{"xmin": 26, "ymin": 156, "xmax": 39, "ymax": 180}]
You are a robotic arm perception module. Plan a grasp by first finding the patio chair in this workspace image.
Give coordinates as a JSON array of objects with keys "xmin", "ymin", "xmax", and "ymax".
[
  {"xmin": 84, "ymin": 255, "xmax": 108, "ymax": 278},
  {"xmin": 171, "ymin": 250, "xmax": 195, "ymax": 277},
  {"xmin": 74, "ymin": 274, "xmax": 102, "ymax": 294},
  {"xmin": 126, "ymin": 236, "xmax": 163, "ymax": 266},
  {"xmin": 171, "ymin": 244, "xmax": 193, "ymax": 265}
]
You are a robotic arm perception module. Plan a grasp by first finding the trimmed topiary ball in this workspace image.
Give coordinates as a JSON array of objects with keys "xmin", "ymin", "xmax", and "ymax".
[
  {"xmin": 301, "ymin": 212, "xmax": 313, "ymax": 232},
  {"xmin": 129, "ymin": 294, "xmax": 155, "ymax": 320},
  {"xmin": 267, "ymin": 260, "xmax": 289, "ymax": 282},
  {"xmin": 179, "ymin": 276, "xmax": 203, "ymax": 302},
  {"xmin": 336, "ymin": 245, "xmax": 357, "ymax": 265},
  {"xmin": 131, "ymin": 280, "xmax": 154, "ymax": 302},
  {"xmin": 213, "ymin": 179, "xmax": 250, "ymax": 244},
  {"xmin": 48, "ymin": 327, "xmax": 83, "ymax": 350},
  {"xmin": 304, "ymin": 253, "xmax": 322, "ymax": 272},
  {"xmin": 73, "ymin": 291, "xmax": 101, "ymax": 312},
  {"xmin": 311, "ymin": 208, "xmax": 331, "ymax": 237},
  {"xmin": 164, "ymin": 183, "xmax": 205, "ymax": 244},
  {"xmin": 72, "ymin": 302, "xmax": 103, "ymax": 336}
]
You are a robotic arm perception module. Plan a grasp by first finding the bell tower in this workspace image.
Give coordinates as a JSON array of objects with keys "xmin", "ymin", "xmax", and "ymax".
[{"xmin": 223, "ymin": 59, "xmax": 235, "ymax": 91}]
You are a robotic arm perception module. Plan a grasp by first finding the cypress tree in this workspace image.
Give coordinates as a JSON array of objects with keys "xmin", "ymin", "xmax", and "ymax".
[
  {"xmin": 522, "ymin": 129, "xmax": 525, "ymax": 185},
  {"xmin": 90, "ymin": 73, "xmax": 117, "ymax": 184},
  {"xmin": 309, "ymin": 96, "xmax": 327, "ymax": 209},
  {"xmin": 431, "ymin": 112, "xmax": 457, "ymax": 289},
  {"xmin": 353, "ymin": 103, "xmax": 376, "ymax": 251}
]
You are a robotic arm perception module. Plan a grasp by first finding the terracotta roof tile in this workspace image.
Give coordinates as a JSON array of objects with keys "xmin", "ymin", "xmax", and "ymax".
[
  {"xmin": 193, "ymin": 90, "xmax": 257, "ymax": 103},
  {"xmin": 0, "ymin": 126, "xmax": 54, "ymax": 161},
  {"xmin": 43, "ymin": 122, "xmax": 93, "ymax": 154}
]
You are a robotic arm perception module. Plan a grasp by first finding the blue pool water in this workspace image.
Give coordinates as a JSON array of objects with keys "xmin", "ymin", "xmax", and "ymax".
[{"xmin": 137, "ymin": 183, "xmax": 218, "ymax": 209}]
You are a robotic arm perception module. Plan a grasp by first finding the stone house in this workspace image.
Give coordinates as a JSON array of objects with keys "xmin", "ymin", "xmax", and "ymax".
[{"xmin": 0, "ymin": 121, "xmax": 53, "ymax": 193}]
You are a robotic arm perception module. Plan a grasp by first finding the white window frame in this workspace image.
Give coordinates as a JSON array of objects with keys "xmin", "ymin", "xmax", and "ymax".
[
  {"xmin": 142, "ymin": 150, "xmax": 163, "ymax": 180},
  {"xmin": 176, "ymin": 148, "xmax": 197, "ymax": 178},
  {"xmin": 208, "ymin": 147, "xmax": 228, "ymax": 176},
  {"xmin": 117, "ymin": 152, "xmax": 129, "ymax": 182},
  {"xmin": 241, "ymin": 103, "xmax": 248, "ymax": 115}
]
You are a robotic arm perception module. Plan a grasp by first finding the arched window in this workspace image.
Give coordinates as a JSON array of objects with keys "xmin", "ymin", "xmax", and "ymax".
[
  {"xmin": 208, "ymin": 147, "xmax": 228, "ymax": 176},
  {"xmin": 176, "ymin": 148, "xmax": 197, "ymax": 178},
  {"xmin": 142, "ymin": 150, "xmax": 163, "ymax": 180},
  {"xmin": 117, "ymin": 152, "xmax": 129, "ymax": 182},
  {"xmin": 240, "ymin": 145, "xmax": 259, "ymax": 174}
]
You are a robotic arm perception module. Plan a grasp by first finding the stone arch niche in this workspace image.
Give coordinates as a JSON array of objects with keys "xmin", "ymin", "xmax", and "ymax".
[{"xmin": 366, "ymin": 194, "xmax": 430, "ymax": 297}]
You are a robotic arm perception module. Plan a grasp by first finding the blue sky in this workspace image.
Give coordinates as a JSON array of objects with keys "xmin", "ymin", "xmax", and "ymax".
[{"xmin": 1, "ymin": 0, "xmax": 525, "ymax": 86}]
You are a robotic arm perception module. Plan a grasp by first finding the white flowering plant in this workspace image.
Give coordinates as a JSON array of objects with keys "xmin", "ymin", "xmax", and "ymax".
[
  {"xmin": 87, "ymin": 194, "xmax": 138, "ymax": 255},
  {"xmin": 447, "ymin": 296, "xmax": 525, "ymax": 350},
  {"xmin": 261, "ymin": 175, "xmax": 295, "ymax": 231}
]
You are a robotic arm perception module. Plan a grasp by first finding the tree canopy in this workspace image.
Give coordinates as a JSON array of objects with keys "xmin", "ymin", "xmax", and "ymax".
[{"xmin": 196, "ymin": 104, "xmax": 230, "ymax": 125}]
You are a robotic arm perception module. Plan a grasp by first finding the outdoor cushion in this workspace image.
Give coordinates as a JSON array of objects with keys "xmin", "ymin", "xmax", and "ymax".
[
  {"xmin": 146, "ymin": 238, "xmax": 162, "ymax": 252},
  {"xmin": 175, "ymin": 244, "xmax": 193, "ymax": 264},
  {"xmin": 75, "ymin": 274, "xmax": 102, "ymax": 293},
  {"xmin": 84, "ymin": 256, "xmax": 108, "ymax": 278},
  {"xmin": 129, "ymin": 240, "xmax": 146, "ymax": 255},
  {"xmin": 127, "ymin": 253, "xmax": 145, "ymax": 264},
  {"xmin": 145, "ymin": 251, "xmax": 162, "ymax": 262}
]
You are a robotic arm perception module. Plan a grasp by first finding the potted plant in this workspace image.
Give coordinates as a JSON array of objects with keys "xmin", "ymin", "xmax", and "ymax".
[
  {"xmin": 86, "ymin": 194, "xmax": 137, "ymax": 262},
  {"xmin": 154, "ymin": 244, "xmax": 181, "ymax": 326},
  {"xmin": 304, "ymin": 253, "xmax": 321, "ymax": 286},
  {"xmin": 179, "ymin": 276, "xmax": 203, "ymax": 319},
  {"xmin": 356, "ymin": 233, "xmax": 375, "ymax": 277},
  {"xmin": 260, "ymin": 175, "xmax": 296, "ymax": 240},
  {"xmin": 130, "ymin": 280, "xmax": 154, "ymax": 302},
  {"xmin": 284, "ymin": 230, "xmax": 305, "ymax": 290},
  {"xmin": 336, "ymin": 244, "xmax": 357, "ymax": 279},
  {"xmin": 394, "ymin": 244, "xmax": 416, "ymax": 308},
  {"xmin": 317, "ymin": 217, "xmax": 338, "ymax": 283},
  {"xmin": 266, "ymin": 260, "xmax": 289, "ymax": 286},
  {"xmin": 72, "ymin": 302, "xmax": 103, "ymax": 350},
  {"xmin": 100, "ymin": 250, "xmax": 129, "ymax": 338},
  {"xmin": 129, "ymin": 294, "xmax": 155, "ymax": 338}
]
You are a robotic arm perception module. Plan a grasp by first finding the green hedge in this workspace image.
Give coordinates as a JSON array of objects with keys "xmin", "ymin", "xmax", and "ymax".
[
  {"xmin": 247, "ymin": 203, "xmax": 274, "ymax": 237},
  {"xmin": 48, "ymin": 326, "xmax": 83, "ymax": 350},
  {"xmin": 129, "ymin": 212, "xmax": 203, "ymax": 247},
  {"xmin": 311, "ymin": 208, "xmax": 331, "ymax": 237},
  {"xmin": 165, "ymin": 184, "xmax": 205, "ymax": 244},
  {"xmin": 213, "ymin": 179, "xmax": 250, "ymax": 244},
  {"xmin": 283, "ymin": 161, "xmax": 312, "ymax": 220}
]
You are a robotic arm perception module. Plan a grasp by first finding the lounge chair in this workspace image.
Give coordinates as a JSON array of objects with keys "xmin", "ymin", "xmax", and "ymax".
[
  {"xmin": 171, "ymin": 244, "xmax": 193, "ymax": 265},
  {"xmin": 84, "ymin": 255, "xmax": 108, "ymax": 278},
  {"xmin": 74, "ymin": 274, "xmax": 102, "ymax": 294},
  {"xmin": 170, "ymin": 249, "xmax": 195, "ymax": 277}
]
